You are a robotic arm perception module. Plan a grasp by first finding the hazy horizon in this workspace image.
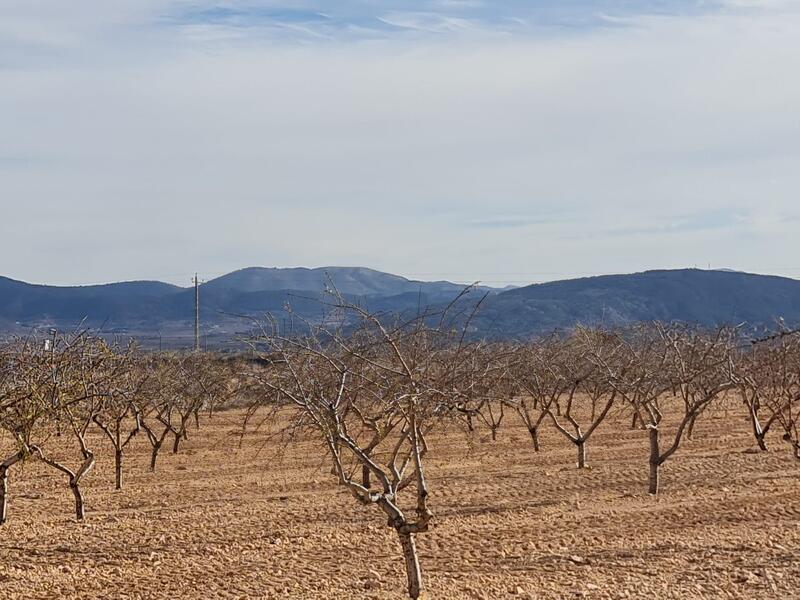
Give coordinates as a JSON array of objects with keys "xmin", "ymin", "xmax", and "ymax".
[{"xmin": 2, "ymin": 264, "xmax": 798, "ymax": 290}]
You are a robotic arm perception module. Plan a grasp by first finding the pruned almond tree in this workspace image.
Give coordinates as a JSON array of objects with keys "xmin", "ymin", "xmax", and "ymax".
[
  {"xmin": 29, "ymin": 333, "xmax": 130, "ymax": 520},
  {"xmin": 248, "ymin": 296, "xmax": 483, "ymax": 599},
  {"xmin": 750, "ymin": 335, "xmax": 800, "ymax": 459},
  {"xmin": 0, "ymin": 338, "xmax": 52, "ymax": 525},
  {"xmin": 167, "ymin": 358, "xmax": 203, "ymax": 455},
  {"xmin": 731, "ymin": 338, "xmax": 793, "ymax": 452},
  {"xmin": 92, "ymin": 345, "xmax": 148, "ymax": 490},
  {"xmin": 778, "ymin": 397, "xmax": 800, "ymax": 459},
  {"xmin": 626, "ymin": 324, "xmax": 736, "ymax": 494},
  {"xmin": 545, "ymin": 328, "xmax": 625, "ymax": 469},
  {"xmin": 3, "ymin": 332, "xmax": 116, "ymax": 522},
  {"xmin": 168, "ymin": 354, "xmax": 236, "ymax": 454},
  {"xmin": 138, "ymin": 356, "xmax": 183, "ymax": 472},
  {"xmin": 508, "ymin": 336, "xmax": 579, "ymax": 453},
  {"xmin": 451, "ymin": 344, "xmax": 512, "ymax": 442},
  {"xmin": 136, "ymin": 354, "xmax": 233, "ymax": 465}
]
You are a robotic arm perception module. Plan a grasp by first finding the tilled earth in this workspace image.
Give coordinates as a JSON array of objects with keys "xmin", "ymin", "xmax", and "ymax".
[{"xmin": 1, "ymin": 409, "xmax": 798, "ymax": 599}]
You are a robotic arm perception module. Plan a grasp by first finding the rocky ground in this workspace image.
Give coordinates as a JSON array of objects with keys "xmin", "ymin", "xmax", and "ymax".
[{"xmin": 1, "ymin": 409, "xmax": 798, "ymax": 599}]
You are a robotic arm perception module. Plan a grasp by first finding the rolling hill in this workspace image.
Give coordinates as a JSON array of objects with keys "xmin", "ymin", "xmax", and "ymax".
[
  {"xmin": 0, "ymin": 267, "xmax": 489, "ymax": 339},
  {"xmin": 1, "ymin": 268, "xmax": 799, "ymax": 344},
  {"xmin": 469, "ymin": 269, "xmax": 800, "ymax": 338}
]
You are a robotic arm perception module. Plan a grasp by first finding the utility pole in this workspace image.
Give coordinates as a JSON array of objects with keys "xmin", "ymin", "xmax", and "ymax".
[
  {"xmin": 48, "ymin": 328, "xmax": 60, "ymax": 435},
  {"xmin": 194, "ymin": 273, "xmax": 200, "ymax": 352}
]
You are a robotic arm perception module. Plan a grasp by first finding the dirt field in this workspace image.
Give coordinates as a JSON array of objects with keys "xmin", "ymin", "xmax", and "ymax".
[{"xmin": 1, "ymin": 409, "xmax": 798, "ymax": 599}]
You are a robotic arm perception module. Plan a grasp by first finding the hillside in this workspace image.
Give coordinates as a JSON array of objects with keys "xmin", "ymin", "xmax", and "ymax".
[
  {"xmin": 471, "ymin": 269, "xmax": 800, "ymax": 338},
  {"xmin": 201, "ymin": 267, "xmax": 469, "ymax": 297},
  {"xmin": 2, "ymin": 268, "xmax": 800, "ymax": 343},
  {"xmin": 0, "ymin": 267, "xmax": 485, "ymax": 337},
  {"xmin": 0, "ymin": 277, "xmax": 182, "ymax": 326}
]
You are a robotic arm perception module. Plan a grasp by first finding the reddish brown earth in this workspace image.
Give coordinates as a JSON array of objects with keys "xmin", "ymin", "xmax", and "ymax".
[{"xmin": 1, "ymin": 409, "xmax": 798, "ymax": 599}]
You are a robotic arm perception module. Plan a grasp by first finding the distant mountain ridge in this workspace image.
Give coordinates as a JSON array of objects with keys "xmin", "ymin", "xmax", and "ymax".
[
  {"xmin": 1, "ymin": 267, "xmax": 799, "ymax": 345},
  {"xmin": 202, "ymin": 267, "xmax": 472, "ymax": 297},
  {"xmin": 470, "ymin": 269, "xmax": 800, "ymax": 338},
  {"xmin": 0, "ymin": 267, "xmax": 491, "ymax": 338},
  {"xmin": 0, "ymin": 276, "xmax": 181, "ymax": 324}
]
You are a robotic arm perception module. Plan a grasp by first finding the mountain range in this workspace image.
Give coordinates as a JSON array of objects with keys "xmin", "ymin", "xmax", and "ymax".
[{"xmin": 2, "ymin": 267, "xmax": 799, "ymax": 347}]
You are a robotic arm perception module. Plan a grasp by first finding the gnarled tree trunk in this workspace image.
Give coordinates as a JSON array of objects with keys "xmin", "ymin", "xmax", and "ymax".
[
  {"xmin": 397, "ymin": 531, "xmax": 423, "ymax": 600},
  {"xmin": 362, "ymin": 465, "xmax": 371, "ymax": 489},
  {"xmin": 32, "ymin": 445, "xmax": 95, "ymax": 521},
  {"xmin": 115, "ymin": 449, "xmax": 123, "ymax": 490},
  {"xmin": 70, "ymin": 477, "xmax": 86, "ymax": 520},
  {"xmin": 648, "ymin": 426, "xmax": 660, "ymax": 495},
  {"xmin": 748, "ymin": 404, "xmax": 768, "ymax": 451},
  {"xmin": 1, "ymin": 451, "xmax": 25, "ymax": 525},
  {"xmin": 527, "ymin": 425, "xmax": 540, "ymax": 452},
  {"xmin": 150, "ymin": 441, "xmax": 162, "ymax": 471},
  {"xmin": 577, "ymin": 440, "xmax": 587, "ymax": 469}
]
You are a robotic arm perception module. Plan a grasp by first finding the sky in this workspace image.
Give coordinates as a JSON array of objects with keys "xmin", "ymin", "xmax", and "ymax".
[{"xmin": 1, "ymin": 0, "xmax": 799, "ymax": 288}]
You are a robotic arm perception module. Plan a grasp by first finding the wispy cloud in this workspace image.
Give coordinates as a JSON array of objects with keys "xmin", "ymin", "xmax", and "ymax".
[
  {"xmin": 1, "ymin": 1, "xmax": 799, "ymax": 285},
  {"xmin": 166, "ymin": 1, "xmax": 723, "ymax": 41},
  {"xmin": 468, "ymin": 215, "xmax": 544, "ymax": 229},
  {"xmin": 0, "ymin": 1, "xmax": 778, "ymax": 67},
  {"xmin": 602, "ymin": 210, "xmax": 747, "ymax": 238}
]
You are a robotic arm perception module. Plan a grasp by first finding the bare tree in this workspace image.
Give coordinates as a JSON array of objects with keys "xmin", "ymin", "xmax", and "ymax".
[
  {"xmin": 451, "ymin": 344, "xmax": 511, "ymax": 442},
  {"xmin": 630, "ymin": 324, "xmax": 736, "ymax": 494},
  {"xmin": 0, "ymin": 339, "xmax": 50, "ymax": 525},
  {"xmin": 28, "ymin": 333, "xmax": 122, "ymax": 521},
  {"xmin": 509, "ymin": 336, "xmax": 578, "ymax": 453},
  {"xmin": 732, "ymin": 340, "xmax": 790, "ymax": 452},
  {"xmin": 92, "ymin": 346, "xmax": 147, "ymax": 490},
  {"xmin": 167, "ymin": 355, "xmax": 235, "ymax": 454},
  {"xmin": 751, "ymin": 336, "xmax": 800, "ymax": 459},
  {"xmin": 545, "ymin": 328, "xmax": 624, "ymax": 468},
  {"xmin": 248, "ymin": 294, "xmax": 484, "ymax": 599},
  {"xmin": 138, "ymin": 357, "xmax": 182, "ymax": 472}
]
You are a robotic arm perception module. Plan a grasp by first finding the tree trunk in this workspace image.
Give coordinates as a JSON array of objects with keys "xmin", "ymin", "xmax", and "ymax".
[
  {"xmin": 527, "ymin": 426, "xmax": 540, "ymax": 452},
  {"xmin": 397, "ymin": 531, "xmax": 424, "ymax": 599},
  {"xmin": 749, "ymin": 406, "xmax": 767, "ymax": 451},
  {"xmin": 490, "ymin": 426, "xmax": 498, "ymax": 442},
  {"xmin": 577, "ymin": 440, "xmax": 587, "ymax": 469},
  {"xmin": 631, "ymin": 412, "xmax": 639, "ymax": 430},
  {"xmin": 648, "ymin": 426, "xmax": 660, "ymax": 495},
  {"xmin": 362, "ymin": 465, "xmax": 371, "ymax": 489},
  {"xmin": 686, "ymin": 414, "xmax": 697, "ymax": 440},
  {"xmin": 330, "ymin": 438, "xmax": 343, "ymax": 476},
  {"xmin": 1, "ymin": 452, "xmax": 24, "ymax": 525},
  {"xmin": 173, "ymin": 432, "xmax": 181, "ymax": 454},
  {"xmin": 115, "ymin": 449, "xmax": 123, "ymax": 491},
  {"xmin": 466, "ymin": 414, "xmax": 474, "ymax": 433},
  {"xmin": 649, "ymin": 460, "xmax": 659, "ymax": 495},
  {"xmin": 70, "ymin": 479, "xmax": 85, "ymax": 521},
  {"xmin": 0, "ymin": 466, "xmax": 10, "ymax": 525},
  {"xmin": 150, "ymin": 442, "xmax": 162, "ymax": 472}
]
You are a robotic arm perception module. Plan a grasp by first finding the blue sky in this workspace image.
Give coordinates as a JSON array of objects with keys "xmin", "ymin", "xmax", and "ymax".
[
  {"xmin": 172, "ymin": 1, "xmax": 714, "ymax": 36},
  {"xmin": 1, "ymin": 0, "xmax": 800, "ymax": 286}
]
